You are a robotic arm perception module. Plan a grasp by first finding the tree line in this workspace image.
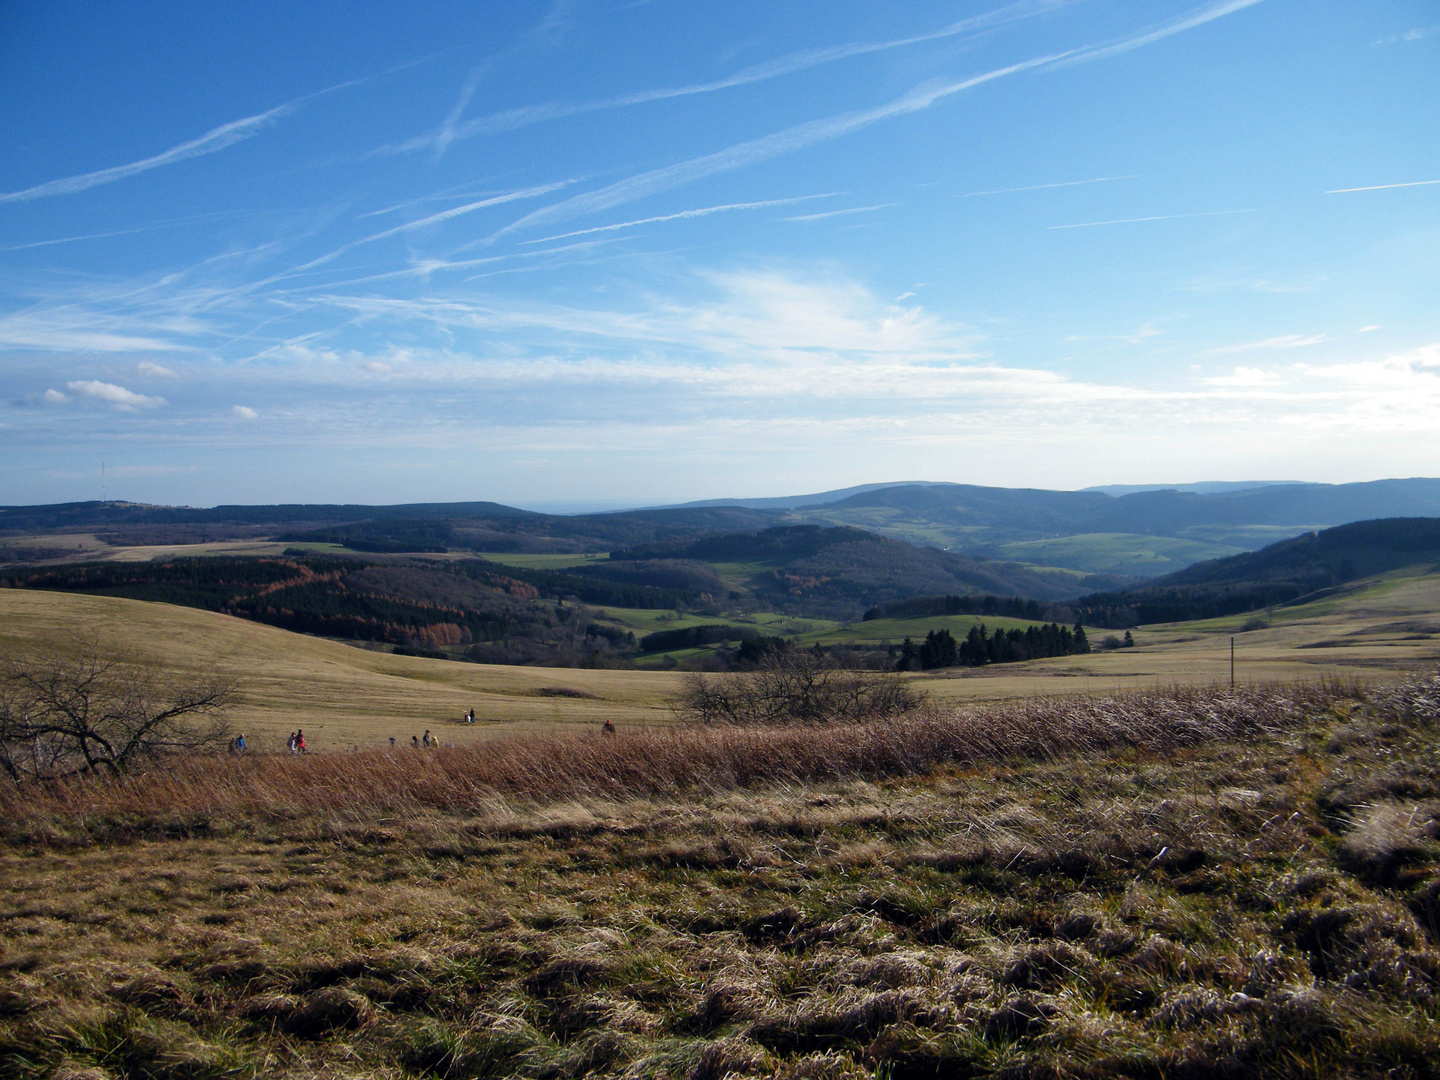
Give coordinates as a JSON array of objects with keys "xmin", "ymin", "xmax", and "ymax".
[
  {"xmin": 864, "ymin": 593, "xmax": 1055, "ymax": 622},
  {"xmin": 896, "ymin": 622, "xmax": 1090, "ymax": 670}
]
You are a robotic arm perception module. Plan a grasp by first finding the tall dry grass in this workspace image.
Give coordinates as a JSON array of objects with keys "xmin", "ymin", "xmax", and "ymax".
[{"xmin": 3, "ymin": 676, "xmax": 1425, "ymax": 841}]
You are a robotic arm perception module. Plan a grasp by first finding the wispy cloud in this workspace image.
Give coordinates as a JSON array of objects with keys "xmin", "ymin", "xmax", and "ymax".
[
  {"xmin": 137, "ymin": 361, "xmax": 178, "ymax": 377},
  {"xmin": 960, "ymin": 175, "xmax": 1139, "ymax": 197},
  {"xmin": 0, "ymin": 75, "xmax": 367, "ymax": 206},
  {"xmin": 491, "ymin": 1, "xmax": 1262, "ymax": 242},
  {"xmin": 389, "ymin": 0, "xmax": 1076, "ymax": 155},
  {"xmin": 0, "ymin": 310, "xmax": 194, "ymax": 353},
  {"xmin": 1326, "ymin": 179, "xmax": 1440, "ymax": 194},
  {"xmin": 491, "ymin": 56, "xmax": 1064, "ymax": 241},
  {"xmin": 1374, "ymin": 26, "xmax": 1439, "ymax": 45},
  {"xmin": 783, "ymin": 203, "xmax": 898, "ymax": 222},
  {"xmin": 279, "ymin": 180, "xmax": 576, "ymax": 277},
  {"xmin": 1051, "ymin": 0, "xmax": 1266, "ymax": 67},
  {"xmin": 1199, "ymin": 334, "xmax": 1327, "ymax": 356},
  {"xmin": 1048, "ymin": 208, "xmax": 1259, "ymax": 230},
  {"xmin": 520, "ymin": 194, "xmax": 838, "ymax": 244},
  {"xmin": 433, "ymin": 63, "xmax": 493, "ymax": 161},
  {"xmin": 66, "ymin": 380, "xmax": 167, "ymax": 410},
  {"xmin": 231, "ymin": 405, "xmax": 259, "ymax": 420},
  {"xmin": 0, "ymin": 212, "xmax": 241, "ymax": 251}
]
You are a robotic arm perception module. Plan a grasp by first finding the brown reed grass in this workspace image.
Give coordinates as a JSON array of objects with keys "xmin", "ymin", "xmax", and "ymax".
[{"xmin": 3, "ymin": 675, "xmax": 1415, "ymax": 843}]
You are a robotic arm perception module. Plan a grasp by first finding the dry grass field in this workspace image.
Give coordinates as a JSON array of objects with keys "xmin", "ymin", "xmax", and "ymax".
[
  {"xmin": 2, "ymin": 677, "xmax": 1439, "ymax": 1078},
  {"xmin": 0, "ymin": 590, "xmax": 686, "ymax": 751},
  {"xmin": 912, "ymin": 566, "xmax": 1440, "ymax": 710},
  {"xmin": 3, "ymin": 563, "xmax": 1438, "ymax": 752},
  {"xmin": 3, "ymin": 563, "xmax": 1440, "ymax": 1077}
]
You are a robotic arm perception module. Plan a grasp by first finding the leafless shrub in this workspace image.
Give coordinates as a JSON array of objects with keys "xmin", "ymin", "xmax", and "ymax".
[
  {"xmin": 0, "ymin": 646, "xmax": 235, "ymax": 781},
  {"xmin": 672, "ymin": 650, "xmax": 923, "ymax": 725}
]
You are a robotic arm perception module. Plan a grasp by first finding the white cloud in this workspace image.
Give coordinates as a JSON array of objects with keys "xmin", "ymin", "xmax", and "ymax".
[
  {"xmin": 1203, "ymin": 365, "xmax": 1284, "ymax": 388},
  {"xmin": 231, "ymin": 405, "xmax": 259, "ymax": 420},
  {"xmin": 42, "ymin": 389, "xmax": 69, "ymax": 403},
  {"xmin": 1374, "ymin": 26, "xmax": 1439, "ymax": 45},
  {"xmin": 137, "ymin": 361, "xmax": 178, "ymax": 377},
  {"xmin": 65, "ymin": 380, "xmax": 167, "ymax": 410},
  {"xmin": 364, "ymin": 361, "xmax": 394, "ymax": 373}
]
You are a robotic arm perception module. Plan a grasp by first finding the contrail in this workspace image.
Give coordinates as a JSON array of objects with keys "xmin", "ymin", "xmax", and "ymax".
[
  {"xmin": 961, "ymin": 175, "xmax": 1139, "ymax": 197},
  {"xmin": 520, "ymin": 194, "xmax": 839, "ymax": 244},
  {"xmin": 1048, "ymin": 208, "xmax": 1259, "ymax": 230},
  {"xmin": 0, "ymin": 76, "xmax": 368, "ymax": 205},
  {"xmin": 1326, "ymin": 179, "xmax": 1440, "ymax": 193}
]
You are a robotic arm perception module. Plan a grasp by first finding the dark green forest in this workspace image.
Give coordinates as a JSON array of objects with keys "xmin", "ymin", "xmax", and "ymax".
[{"xmin": 897, "ymin": 622, "xmax": 1089, "ymax": 670}]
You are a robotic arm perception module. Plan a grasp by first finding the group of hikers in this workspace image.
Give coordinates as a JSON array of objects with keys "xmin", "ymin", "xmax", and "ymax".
[
  {"xmin": 387, "ymin": 730, "xmax": 436, "ymax": 748},
  {"xmin": 234, "ymin": 708, "xmax": 615, "ymax": 756},
  {"xmin": 233, "ymin": 714, "xmax": 622, "ymax": 754}
]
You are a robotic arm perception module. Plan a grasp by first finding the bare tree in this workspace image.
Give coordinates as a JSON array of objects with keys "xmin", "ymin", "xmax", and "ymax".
[
  {"xmin": 672, "ymin": 648, "xmax": 922, "ymax": 726},
  {"xmin": 0, "ymin": 647, "xmax": 236, "ymax": 781}
]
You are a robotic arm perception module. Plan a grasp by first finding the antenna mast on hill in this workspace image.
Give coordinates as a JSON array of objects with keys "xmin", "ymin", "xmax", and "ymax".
[{"xmin": 102, "ymin": 461, "xmax": 106, "ymax": 502}]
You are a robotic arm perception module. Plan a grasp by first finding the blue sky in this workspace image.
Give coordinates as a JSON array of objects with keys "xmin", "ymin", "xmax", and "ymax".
[{"xmin": 2, "ymin": 1, "xmax": 1437, "ymax": 509}]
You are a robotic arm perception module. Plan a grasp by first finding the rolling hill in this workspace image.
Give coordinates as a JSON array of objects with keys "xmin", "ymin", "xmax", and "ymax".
[
  {"xmin": 4, "ymin": 477, "xmax": 1440, "ymax": 584},
  {"xmin": 1070, "ymin": 517, "xmax": 1440, "ymax": 627}
]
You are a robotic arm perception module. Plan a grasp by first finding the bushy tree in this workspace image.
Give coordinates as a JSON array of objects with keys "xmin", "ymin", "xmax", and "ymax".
[
  {"xmin": 672, "ymin": 648, "xmax": 922, "ymax": 725},
  {"xmin": 0, "ymin": 648, "xmax": 235, "ymax": 781}
]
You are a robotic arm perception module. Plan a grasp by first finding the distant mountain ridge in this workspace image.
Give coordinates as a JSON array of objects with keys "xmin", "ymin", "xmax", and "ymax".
[
  {"xmin": 1081, "ymin": 481, "xmax": 1311, "ymax": 497},
  {"xmin": 4, "ymin": 478, "xmax": 1439, "ymax": 587}
]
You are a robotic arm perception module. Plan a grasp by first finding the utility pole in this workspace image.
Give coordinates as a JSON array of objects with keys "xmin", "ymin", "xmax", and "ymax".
[{"xmin": 101, "ymin": 461, "xmax": 106, "ymax": 502}]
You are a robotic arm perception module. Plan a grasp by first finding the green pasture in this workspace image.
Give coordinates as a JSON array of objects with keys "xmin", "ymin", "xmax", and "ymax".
[
  {"xmin": 997, "ymin": 532, "xmax": 1245, "ymax": 577},
  {"xmin": 1178, "ymin": 567, "xmax": 1425, "ymax": 634},
  {"xmin": 705, "ymin": 559, "xmax": 784, "ymax": 590},
  {"xmin": 800, "ymin": 507, "xmax": 976, "ymax": 549},
  {"xmin": 1176, "ymin": 523, "xmax": 1320, "ymax": 549},
  {"xmin": 596, "ymin": 606, "xmax": 835, "ymax": 638},
  {"xmin": 476, "ymin": 551, "xmax": 612, "ymax": 570}
]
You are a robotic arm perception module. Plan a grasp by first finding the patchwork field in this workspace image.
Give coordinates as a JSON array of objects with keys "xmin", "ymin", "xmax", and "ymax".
[{"xmin": 3, "ymin": 563, "xmax": 1438, "ymax": 752}]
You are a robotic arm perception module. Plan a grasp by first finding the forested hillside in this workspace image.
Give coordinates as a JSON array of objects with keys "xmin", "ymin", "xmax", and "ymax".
[{"xmin": 1070, "ymin": 517, "xmax": 1440, "ymax": 627}]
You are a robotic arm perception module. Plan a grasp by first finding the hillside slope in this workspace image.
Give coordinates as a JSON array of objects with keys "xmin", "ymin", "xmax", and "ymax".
[{"xmin": 1071, "ymin": 517, "xmax": 1440, "ymax": 626}]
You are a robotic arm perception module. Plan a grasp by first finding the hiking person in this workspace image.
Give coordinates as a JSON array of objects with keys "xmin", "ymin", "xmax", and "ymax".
[
  {"xmin": 296, "ymin": 730, "xmax": 307, "ymax": 753},
  {"xmin": 601, "ymin": 720, "xmax": 616, "ymax": 736},
  {"xmin": 412, "ymin": 735, "xmax": 420, "ymax": 748},
  {"xmin": 422, "ymin": 729, "xmax": 433, "ymax": 748},
  {"xmin": 389, "ymin": 736, "xmax": 396, "ymax": 748},
  {"xmin": 287, "ymin": 731, "xmax": 297, "ymax": 754},
  {"xmin": 233, "ymin": 733, "xmax": 246, "ymax": 753}
]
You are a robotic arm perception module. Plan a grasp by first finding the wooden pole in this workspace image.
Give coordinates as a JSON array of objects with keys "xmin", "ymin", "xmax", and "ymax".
[{"xmin": 1230, "ymin": 636, "xmax": 1235, "ymax": 687}]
